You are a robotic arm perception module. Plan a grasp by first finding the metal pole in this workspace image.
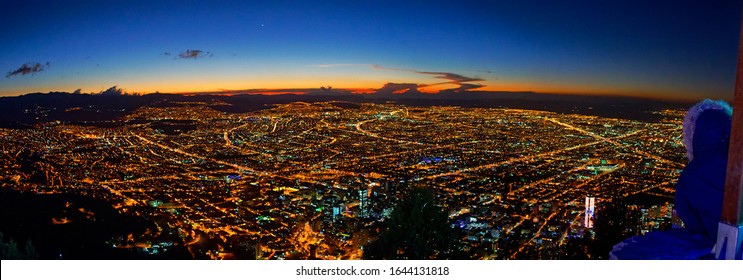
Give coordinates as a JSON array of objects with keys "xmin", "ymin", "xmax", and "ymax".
[{"xmin": 715, "ymin": 7, "xmax": 743, "ymax": 260}]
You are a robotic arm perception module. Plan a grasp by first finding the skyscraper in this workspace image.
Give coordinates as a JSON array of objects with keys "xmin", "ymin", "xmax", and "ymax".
[
  {"xmin": 359, "ymin": 190, "xmax": 369, "ymax": 218},
  {"xmin": 585, "ymin": 196, "xmax": 596, "ymax": 228}
]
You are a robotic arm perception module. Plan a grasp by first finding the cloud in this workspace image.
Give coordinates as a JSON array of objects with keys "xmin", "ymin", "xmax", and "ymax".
[
  {"xmin": 100, "ymin": 85, "xmax": 124, "ymax": 96},
  {"xmin": 370, "ymin": 64, "xmax": 486, "ymax": 92},
  {"xmin": 458, "ymin": 83, "xmax": 484, "ymax": 91},
  {"xmin": 416, "ymin": 71, "xmax": 484, "ymax": 84},
  {"xmin": 440, "ymin": 83, "xmax": 485, "ymax": 93},
  {"xmin": 178, "ymin": 49, "xmax": 212, "ymax": 59},
  {"xmin": 312, "ymin": 63, "xmax": 488, "ymax": 94},
  {"xmin": 6, "ymin": 62, "xmax": 49, "ymax": 78},
  {"xmin": 375, "ymin": 83, "xmax": 421, "ymax": 95},
  {"xmin": 370, "ymin": 64, "xmax": 484, "ymax": 84}
]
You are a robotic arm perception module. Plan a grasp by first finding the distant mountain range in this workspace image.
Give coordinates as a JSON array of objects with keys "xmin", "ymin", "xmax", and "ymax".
[{"xmin": 0, "ymin": 89, "xmax": 696, "ymax": 128}]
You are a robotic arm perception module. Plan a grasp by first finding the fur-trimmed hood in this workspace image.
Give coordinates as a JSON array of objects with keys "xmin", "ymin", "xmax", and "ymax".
[{"xmin": 682, "ymin": 99, "xmax": 733, "ymax": 161}]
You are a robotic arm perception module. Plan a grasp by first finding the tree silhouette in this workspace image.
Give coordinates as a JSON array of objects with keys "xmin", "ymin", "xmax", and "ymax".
[
  {"xmin": 588, "ymin": 199, "xmax": 642, "ymax": 259},
  {"xmin": 363, "ymin": 188, "xmax": 458, "ymax": 259},
  {"xmin": 559, "ymin": 234, "xmax": 591, "ymax": 259},
  {"xmin": 0, "ymin": 232, "xmax": 38, "ymax": 259}
]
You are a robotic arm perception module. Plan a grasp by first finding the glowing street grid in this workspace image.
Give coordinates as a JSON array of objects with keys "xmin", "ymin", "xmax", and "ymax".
[{"xmin": 0, "ymin": 101, "xmax": 686, "ymax": 259}]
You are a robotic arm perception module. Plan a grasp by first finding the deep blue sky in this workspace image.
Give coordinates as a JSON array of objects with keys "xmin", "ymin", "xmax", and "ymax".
[{"xmin": 1, "ymin": 0, "xmax": 741, "ymax": 100}]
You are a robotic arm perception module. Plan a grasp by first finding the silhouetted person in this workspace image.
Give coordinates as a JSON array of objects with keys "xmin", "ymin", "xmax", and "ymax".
[
  {"xmin": 610, "ymin": 99, "xmax": 732, "ymax": 259},
  {"xmin": 675, "ymin": 99, "xmax": 733, "ymax": 245}
]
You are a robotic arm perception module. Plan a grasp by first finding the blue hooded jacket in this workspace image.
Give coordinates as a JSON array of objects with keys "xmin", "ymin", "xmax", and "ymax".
[{"xmin": 675, "ymin": 99, "xmax": 733, "ymax": 245}]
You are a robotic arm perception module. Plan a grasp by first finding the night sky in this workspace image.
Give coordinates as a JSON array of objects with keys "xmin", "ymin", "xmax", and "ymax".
[{"xmin": 1, "ymin": 0, "xmax": 741, "ymax": 101}]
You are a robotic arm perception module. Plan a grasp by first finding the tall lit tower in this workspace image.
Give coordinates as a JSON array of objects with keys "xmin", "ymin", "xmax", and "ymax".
[
  {"xmin": 359, "ymin": 189, "xmax": 368, "ymax": 218},
  {"xmin": 584, "ymin": 196, "xmax": 596, "ymax": 228}
]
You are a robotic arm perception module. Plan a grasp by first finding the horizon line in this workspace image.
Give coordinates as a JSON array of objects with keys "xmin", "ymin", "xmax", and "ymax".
[{"xmin": 0, "ymin": 87, "xmax": 713, "ymax": 104}]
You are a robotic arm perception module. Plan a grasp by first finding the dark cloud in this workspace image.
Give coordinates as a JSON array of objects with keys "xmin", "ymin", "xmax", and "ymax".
[
  {"xmin": 416, "ymin": 71, "xmax": 484, "ymax": 84},
  {"xmin": 6, "ymin": 62, "xmax": 49, "ymax": 78},
  {"xmin": 313, "ymin": 64, "xmax": 488, "ymax": 94},
  {"xmin": 440, "ymin": 83, "xmax": 485, "ymax": 93},
  {"xmin": 455, "ymin": 83, "xmax": 485, "ymax": 91},
  {"xmin": 178, "ymin": 49, "xmax": 212, "ymax": 59},
  {"xmin": 100, "ymin": 86, "xmax": 124, "ymax": 96},
  {"xmin": 371, "ymin": 64, "xmax": 483, "ymax": 83},
  {"xmin": 375, "ymin": 83, "xmax": 421, "ymax": 95},
  {"xmin": 370, "ymin": 64, "xmax": 485, "ymax": 93},
  {"xmin": 162, "ymin": 52, "xmax": 171, "ymax": 56}
]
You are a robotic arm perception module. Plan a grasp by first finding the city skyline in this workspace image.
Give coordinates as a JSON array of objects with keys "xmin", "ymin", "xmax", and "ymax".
[
  {"xmin": 2, "ymin": 0, "xmax": 742, "ymax": 262},
  {"xmin": 0, "ymin": 98, "xmax": 689, "ymax": 259},
  {"xmin": 2, "ymin": 0, "xmax": 742, "ymax": 101}
]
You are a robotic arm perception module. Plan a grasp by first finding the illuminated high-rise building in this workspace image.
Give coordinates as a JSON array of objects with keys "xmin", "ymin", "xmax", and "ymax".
[
  {"xmin": 332, "ymin": 206, "xmax": 341, "ymax": 221},
  {"xmin": 358, "ymin": 189, "xmax": 369, "ymax": 218},
  {"xmin": 584, "ymin": 196, "xmax": 595, "ymax": 228}
]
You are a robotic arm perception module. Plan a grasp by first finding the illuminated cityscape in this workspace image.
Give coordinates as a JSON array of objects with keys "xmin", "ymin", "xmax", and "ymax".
[
  {"xmin": 1, "ymin": 1, "xmax": 740, "ymax": 263},
  {"xmin": 0, "ymin": 99, "xmax": 688, "ymax": 259}
]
